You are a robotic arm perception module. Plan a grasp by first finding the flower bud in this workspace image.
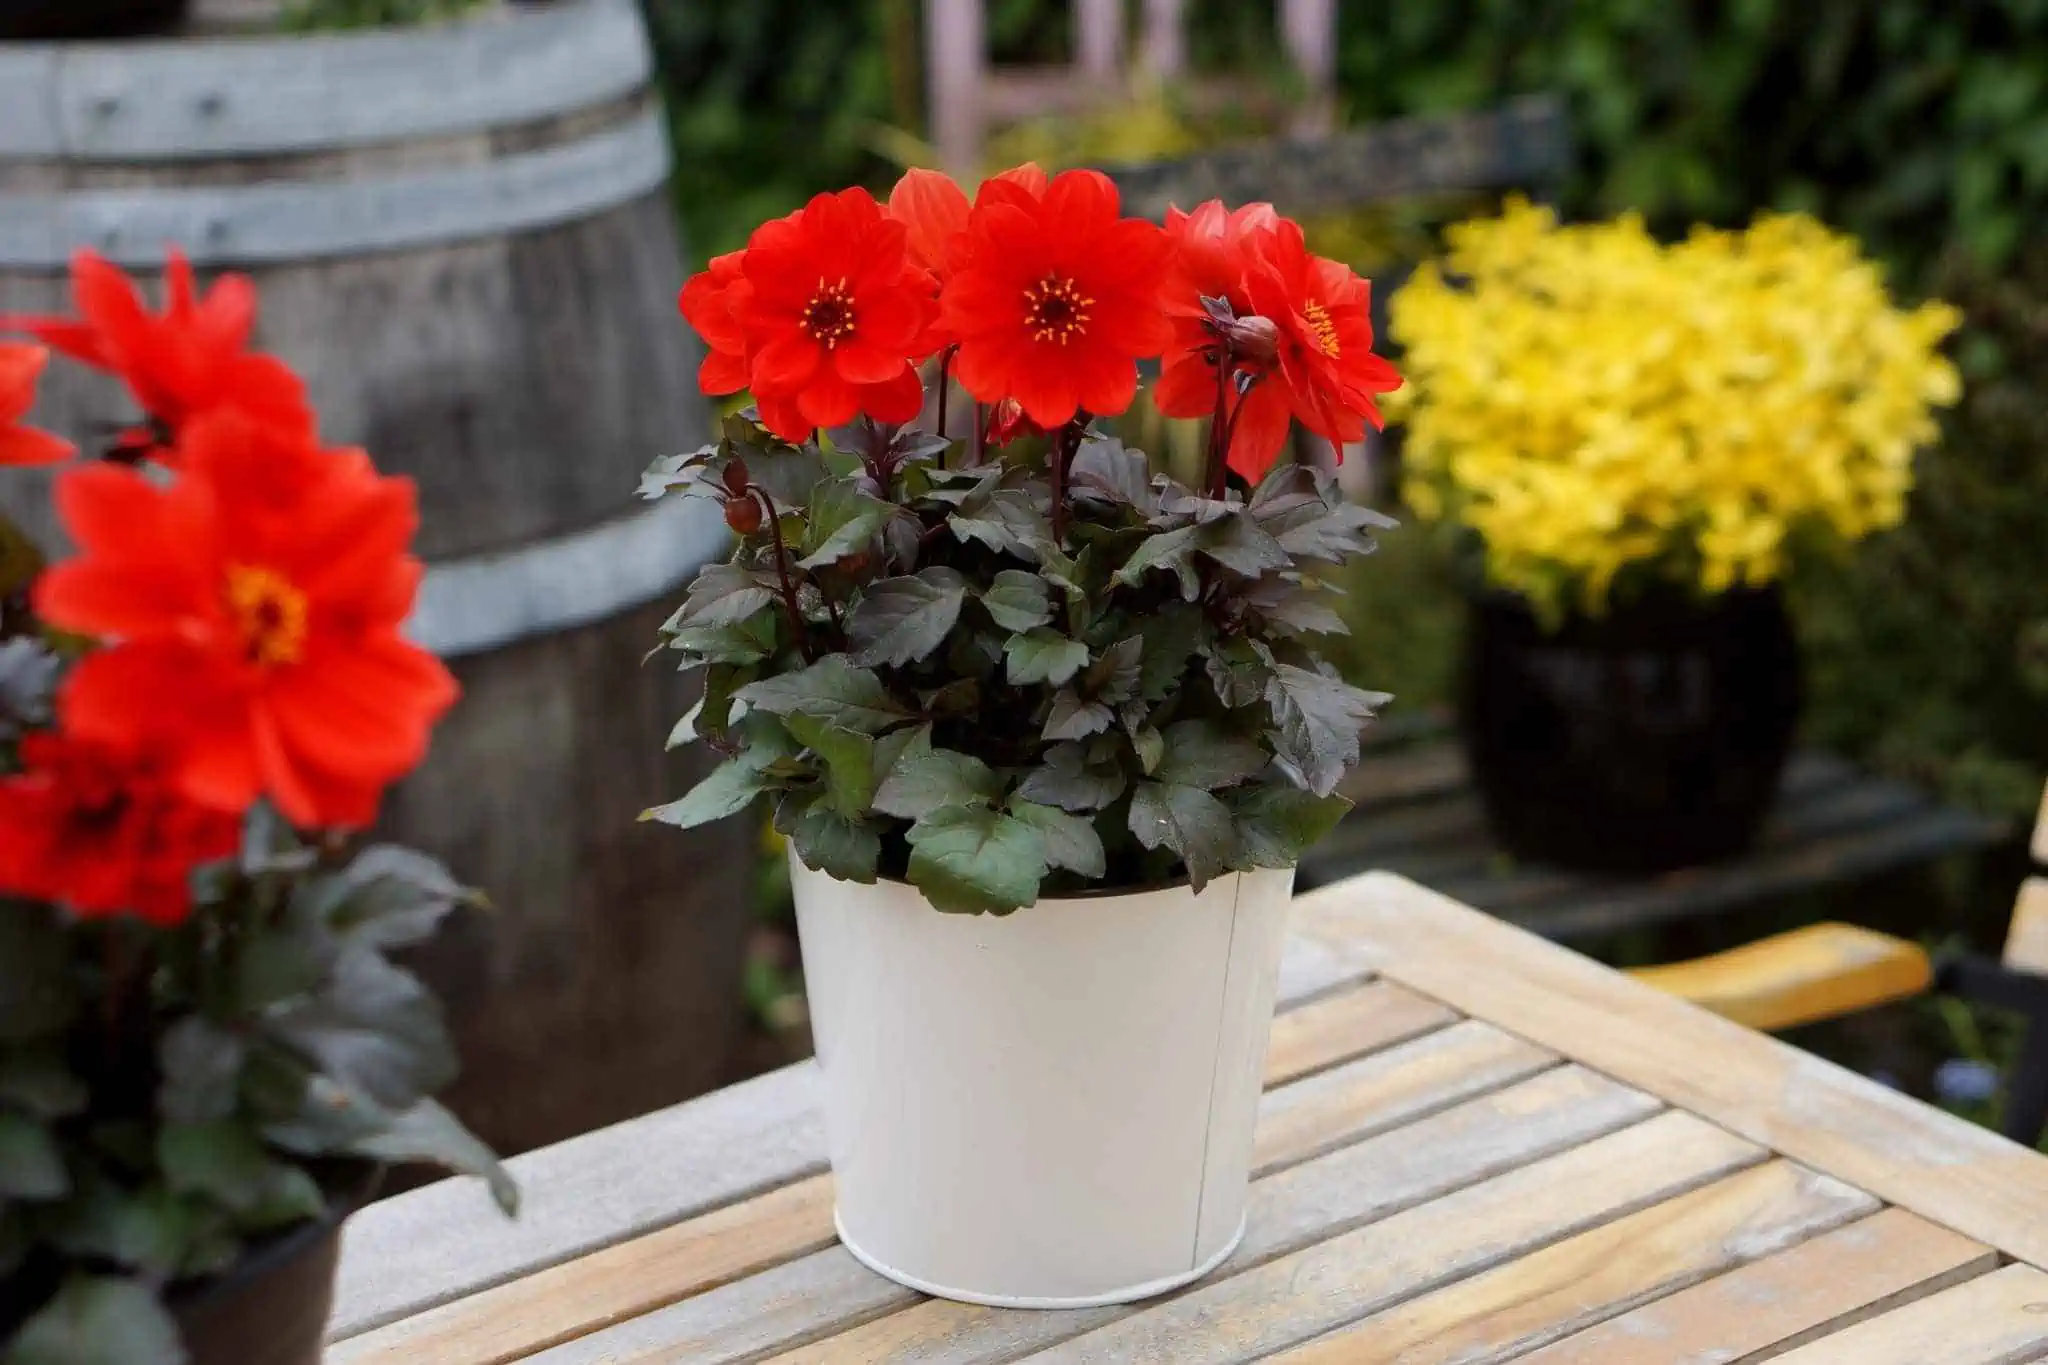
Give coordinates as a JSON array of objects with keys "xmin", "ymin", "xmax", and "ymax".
[
  {"xmin": 720, "ymin": 459, "xmax": 751, "ymax": 497},
  {"xmin": 724, "ymin": 495, "xmax": 764, "ymax": 535},
  {"xmin": 984, "ymin": 396, "xmax": 1040, "ymax": 447},
  {"xmin": 1220, "ymin": 314, "xmax": 1281, "ymax": 367}
]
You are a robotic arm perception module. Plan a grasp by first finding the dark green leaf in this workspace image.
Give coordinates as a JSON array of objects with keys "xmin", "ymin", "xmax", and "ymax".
[
  {"xmin": 350, "ymin": 1098, "xmax": 518, "ymax": 1217},
  {"xmin": 1154, "ymin": 720, "xmax": 1269, "ymax": 790},
  {"xmin": 798, "ymin": 476, "xmax": 892, "ymax": 568},
  {"xmin": 0, "ymin": 1204, "xmax": 24, "ymax": 1279},
  {"xmin": 662, "ymin": 613, "xmax": 779, "ymax": 666},
  {"xmin": 1194, "ymin": 514, "xmax": 1291, "ymax": 578},
  {"xmin": 1004, "ymin": 630, "xmax": 1091, "ymax": 687},
  {"xmin": 1086, "ymin": 636, "xmax": 1146, "ymax": 705},
  {"xmin": 641, "ymin": 757, "xmax": 768, "ymax": 828},
  {"xmin": 874, "ymin": 730, "xmax": 1002, "ymax": 820},
  {"xmin": 1135, "ymin": 604, "xmax": 1207, "ymax": 701},
  {"xmin": 299, "ymin": 845, "xmax": 475, "ymax": 951},
  {"xmin": 921, "ymin": 677, "xmax": 982, "ymax": 717},
  {"xmin": 1253, "ymin": 585, "xmax": 1351, "ymax": 636},
  {"xmin": 0, "ymin": 1110, "xmax": 67, "ymax": 1199},
  {"xmin": 1043, "ymin": 689, "xmax": 1114, "ymax": 741},
  {"xmin": 158, "ymin": 1019, "xmax": 246, "ymax": 1126},
  {"xmin": 0, "ymin": 900, "xmax": 77, "ymax": 1044},
  {"xmin": 949, "ymin": 488, "xmax": 1055, "ymax": 561},
  {"xmin": 738, "ymin": 440, "xmax": 833, "ymax": 510},
  {"xmin": 1015, "ymin": 742, "xmax": 1127, "ymax": 812},
  {"xmin": 0, "ymin": 638, "xmax": 58, "ymax": 739},
  {"xmin": 242, "ymin": 1162, "xmax": 328, "ymax": 1233},
  {"xmin": 1127, "ymin": 782, "xmax": 1241, "ymax": 890},
  {"xmin": 905, "ymin": 809, "xmax": 1048, "ymax": 914},
  {"xmin": 268, "ymin": 952, "xmax": 456, "ymax": 1111},
  {"xmin": 7, "ymin": 1276, "xmax": 184, "ymax": 1365},
  {"xmin": 1068, "ymin": 436, "xmax": 1158, "ymax": 513},
  {"xmin": 981, "ymin": 569, "xmax": 1054, "ymax": 633},
  {"xmin": 1006, "ymin": 801, "xmax": 1107, "ymax": 878},
  {"xmin": 667, "ymin": 696, "xmax": 706, "ymax": 749},
  {"xmin": 675, "ymin": 562, "xmax": 780, "ymax": 628},
  {"xmin": 1265, "ymin": 664, "xmax": 1390, "ymax": 797},
  {"xmin": 157, "ymin": 1121, "xmax": 274, "ymax": 1214},
  {"xmin": 636, "ymin": 443, "xmax": 719, "ymax": 501},
  {"xmin": 1208, "ymin": 636, "xmax": 1276, "ymax": 709},
  {"xmin": 232, "ymin": 930, "xmax": 327, "ymax": 1014},
  {"xmin": 788, "ymin": 803, "xmax": 883, "ymax": 883},
  {"xmin": 1113, "ymin": 524, "xmax": 1203, "ymax": 599},
  {"xmin": 1229, "ymin": 787, "xmax": 1354, "ymax": 868},
  {"xmin": 1133, "ymin": 725, "xmax": 1165, "ymax": 775},
  {"xmin": 785, "ymin": 714, "xmax": 877, "ymax": 817},
  {"xmin": 735, "ymin": 655, "xmax": 913, "ymax": 734},
  {"xmin": 848, "ymin": 568, "xmax": 969, "ymax": 667},
  {"xmin": 0, "ymin": 1046, "xmax": 86, "ymax": 1120},
  {"xmin": 49, "ymin": 1178, "xmax": 202, "ymax": 1277}
]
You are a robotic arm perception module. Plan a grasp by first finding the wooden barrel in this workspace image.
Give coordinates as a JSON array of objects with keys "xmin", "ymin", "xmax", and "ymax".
[{"xmin": 0, "ymin": 0, "xmax": 752, "ymax": 1157}]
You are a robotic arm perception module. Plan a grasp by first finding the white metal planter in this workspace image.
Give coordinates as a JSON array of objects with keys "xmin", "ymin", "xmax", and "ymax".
[{"xmin": 791, "ymin": 857, "xmax": 1296, "ymax": 1308}]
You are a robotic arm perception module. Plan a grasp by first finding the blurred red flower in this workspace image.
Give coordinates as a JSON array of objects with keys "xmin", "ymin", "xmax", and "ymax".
[
  {"xmin": 0, "ymin": 343, "xmax": 74, "ymax": 466},
  {"xmin": 733, "ymin": 188, "xmax": 934, "ymax": 441},
  {"xmin": 0, "ymin": 729, "xmax": 240, "ymax": 926},
  {"xmin": 35, "ymin": 413, "xmax": 457, "ymax": 830},
  {"xmin": 10, "ymin": 250, "xmax": 313, "ymax": 454},
  {"xmin": 942, "ymin": 168, "xmax": 1172, "ymax": 428},
  {"xmin": 1156, "ymin": 205, "xmax": 1402, "ymax": 481}
]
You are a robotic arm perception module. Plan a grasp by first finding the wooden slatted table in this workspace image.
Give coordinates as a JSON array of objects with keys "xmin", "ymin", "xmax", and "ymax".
[
  {"xmin": 324, "ymin": 873, "xmax": 2048, "ymax": 1365},
  {"xmin": 1305, "ymin": 733, "xmax": 2009, "ymax": 942}
]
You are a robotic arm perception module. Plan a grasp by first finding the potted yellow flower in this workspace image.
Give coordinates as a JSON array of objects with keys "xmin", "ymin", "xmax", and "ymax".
[{"xmin": 1391, "ymin": 202, "xmax": 1962, "ymax": 871}]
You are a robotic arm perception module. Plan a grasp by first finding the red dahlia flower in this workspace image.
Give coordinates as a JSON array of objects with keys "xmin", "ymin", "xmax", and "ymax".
[
  {"xmin": 885, "ymin": 164, "xmax": 1050, "ymax": 278},
  {"xmin": 942, "ymin": 168, "xmax": 1172, "ymax": 428},
  {"xmin": 1244, "ymin": 220, "xmax": 1401, "ymax": 455},
  {"xmin": 0, "ymin": 343, "xmax": 74, "ymax": 466},
  {"xmin": 10, "ymin": 249, "xmax": 313, "ymax": 453},
  {"xmin": 35, "ymin": 413, "xmax": 457, "ymax": 830},
  {"xmin": 1157, "ymin": 207, "xmax": 1402, "ymax": 481},
  {"xmin": 0, "ymin": 730, "xmax": 241, "ymax": 926},
  {"xmin": 677, "ymin": 248, "xmax": 754, "ymax": 397},
  {"xmin": 731, "ymin": 188, "xmax": 934, "ymax": 442}
]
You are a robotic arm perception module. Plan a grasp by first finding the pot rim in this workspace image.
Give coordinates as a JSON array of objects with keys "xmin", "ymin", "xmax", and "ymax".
[
  {"xmin": 166, "ymin": 1162, "xmax": 381, "ymax": 1314},
  {"xmin": 790, "ymin": 856, "xmax": 1293, "ymax": 904}
]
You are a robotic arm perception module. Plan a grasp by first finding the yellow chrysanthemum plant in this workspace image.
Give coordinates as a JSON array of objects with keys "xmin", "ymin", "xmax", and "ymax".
[{"xmin": 1388, "ymin": 200, "xmax": 1963, "ymax": 621}]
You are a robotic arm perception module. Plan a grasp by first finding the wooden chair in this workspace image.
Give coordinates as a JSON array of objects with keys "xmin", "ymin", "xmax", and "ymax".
[{"xmin": 1632, "ymin": 782, "xmax": 2048, "ymax": 1146}]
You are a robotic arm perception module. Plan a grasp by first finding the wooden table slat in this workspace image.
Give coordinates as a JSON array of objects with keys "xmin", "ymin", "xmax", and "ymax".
[
  {"xmin": 1270, "ymin": 1160, "xmax": 1877, "ymax": 1365},
  {"xmin": 1262, "ymin": 979, "xmax": 1457, "ymax": 1087},
  {"xmin": 1252, "ymin": 1019, "xmax": 1555, "ymax": 1175},
  {"xmin": 1767, "ymin": 1262, "xmax": 2048, "ymax": 1365},
  {"xmin": 1299, "ymin": 874, "xmax": 2048, "ymax": 1269},
  {"xmin": 1517, "ymin": 1207, "xmax": 1998, "ymax": 1365},
  {"xmin": 1008, "ymin": 1111, "xmax": 1762, "ymax": 1365},
  {"xmin": 738, "ymin": 1069, "xmax": 1658, "ymax": 1365}
]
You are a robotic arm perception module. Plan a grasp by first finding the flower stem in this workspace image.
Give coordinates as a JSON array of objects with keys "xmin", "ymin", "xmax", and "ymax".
[
  {"xmin": 751, "ymin": 486, "xmax": 814, "ymax": 662},
  {"xmin": 935, "ymin": 347, "xmax": 955, "ymax": 439},
  {"xmin": 970, "ymin": 402, "xmax": 986, "ymax": 466},
  {"xmin": 1050, "ymin": 416, "xmax": 1087, "ymax": 548},
  {"xmin": 1206, "ymin": 351, "xmax": 1233, "ymax": 500}
]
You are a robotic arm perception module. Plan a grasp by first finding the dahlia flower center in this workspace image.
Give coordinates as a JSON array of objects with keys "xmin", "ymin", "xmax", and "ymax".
[
  {"xmin": 802, "ymin": 277, "xmax": 857, "ymax": 350},
  {"xmin": 224, "ymin": 564, "xmax": 310, "ymax": 668},
  {"xmin": 1023, "ymin": 275, "xmax": 1094, "ymax": 345},
  {"xmin": 1302, "ymin": 299, "xmax": 1341, "ymax": 358}
]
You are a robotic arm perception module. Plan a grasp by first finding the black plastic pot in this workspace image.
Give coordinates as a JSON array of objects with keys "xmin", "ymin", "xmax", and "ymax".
[
  {"xmin": 0, "ymin": 0, "xmax": 192, "ymax": 39},
  {"xmin": 169, "ymin": 1167, "xmax": 377, "ymax": 1365},
  {"xmin": 1459, "ymin": 583, "xmax": 1801, "ymax": 874}
]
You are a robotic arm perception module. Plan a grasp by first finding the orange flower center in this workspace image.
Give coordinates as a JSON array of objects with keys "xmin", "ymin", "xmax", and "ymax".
[
  {"xmin": 803, "ymin": 277, "xmax": 857, "ymax": 350},
  {"xmin": 1023, "ymin": 275, "xmax": 1094, "ymax": 345},
  {"xmin": 224, "ymin": 564, "xmax": 309, "ymax": 668},
  {"xmin": 1303, "ymin": 299, "xmax": 1340, "ymax": 358}
]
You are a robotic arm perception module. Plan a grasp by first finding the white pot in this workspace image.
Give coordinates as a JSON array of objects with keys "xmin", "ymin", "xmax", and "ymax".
[{"xmin": 791, "ymin": 855, "xmax": 1295, "ymax": 1308}]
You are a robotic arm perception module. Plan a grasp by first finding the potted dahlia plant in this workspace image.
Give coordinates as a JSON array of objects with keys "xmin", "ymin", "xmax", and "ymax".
[
  {"xmin": 649, "ymin": 165, "xmax": 1401, "ymax": 1306},
  {"xmin": 1390, "ymin": 202, "xmax": 1964, "ymax": 873},
  {"xmin": 0, "ymin": 253, "xmax": 512, "ymax": 1365}
]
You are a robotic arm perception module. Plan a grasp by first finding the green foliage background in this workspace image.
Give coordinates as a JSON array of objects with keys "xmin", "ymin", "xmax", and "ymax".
[{"xmin": 640, "ymin": 0, "xmax": 2047, "ymax": 827}]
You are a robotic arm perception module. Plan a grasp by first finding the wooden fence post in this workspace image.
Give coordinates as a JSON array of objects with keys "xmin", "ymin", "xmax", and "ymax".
[{"xmin": 927, "ymin": 0, "xmax": 987, "ymax": 177}]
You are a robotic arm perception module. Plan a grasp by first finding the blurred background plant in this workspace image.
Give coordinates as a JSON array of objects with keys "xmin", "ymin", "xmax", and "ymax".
[{"xmin": 279, "ymin": 0, "xmax": 485, "ymax": 30}]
